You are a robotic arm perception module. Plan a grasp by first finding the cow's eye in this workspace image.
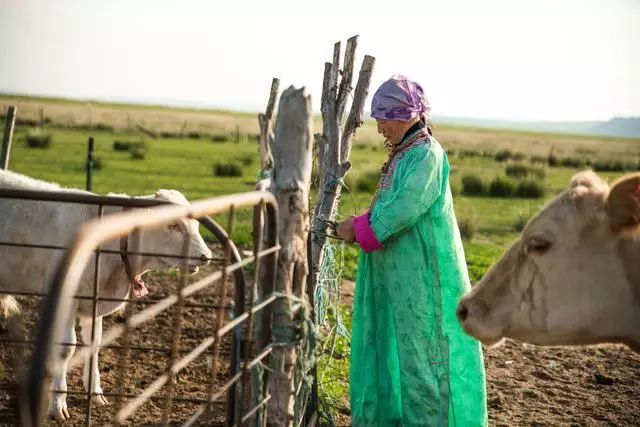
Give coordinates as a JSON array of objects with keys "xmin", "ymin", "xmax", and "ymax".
[{"xmin": 526, "ymin": 235, "xmax": 552, "ymax": 254}]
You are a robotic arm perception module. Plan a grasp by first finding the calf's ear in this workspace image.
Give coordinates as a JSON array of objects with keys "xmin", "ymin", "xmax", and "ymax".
[{"xmin": 606, "ymin": 173, "xmax": 640, "ymax": 233}]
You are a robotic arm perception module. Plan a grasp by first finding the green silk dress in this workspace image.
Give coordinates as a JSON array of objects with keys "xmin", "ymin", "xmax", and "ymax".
[{"xmin": 350, "ymin": 129, "xmax": 488, "ymax": 426}]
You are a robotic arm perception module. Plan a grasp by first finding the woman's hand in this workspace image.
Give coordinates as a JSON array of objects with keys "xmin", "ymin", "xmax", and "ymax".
[{"xmin": 335, "ymin": 217, "xmax": 356, "ymax": 243}]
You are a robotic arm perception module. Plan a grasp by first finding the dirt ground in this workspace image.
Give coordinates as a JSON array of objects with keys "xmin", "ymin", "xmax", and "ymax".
[
  {"xmin": 484, "ymin": 339, "xmax": 640, "ymax": 426},
  {"xmin": 342, "ymin": 281, "xmax": 640, "ymax": 426},
  {"xmin": 1, "ymin": 274, "xmax": 639, "ymax": 426},
  {"xmin": 0, "ymin": 263, "xmax": 239, "ymax": 426}
]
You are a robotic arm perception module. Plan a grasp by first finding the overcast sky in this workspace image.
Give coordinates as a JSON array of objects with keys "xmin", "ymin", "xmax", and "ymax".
[{"xmin": 1, "ymin": 0, "xmax": 638, "ymax": 121}]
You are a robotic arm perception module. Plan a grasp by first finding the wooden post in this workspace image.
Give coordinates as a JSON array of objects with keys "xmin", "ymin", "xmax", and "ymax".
[
  {"xmin": 86, "ymin": 137, "xmax": 94, "ymax": 191},
  {"xmin": 258, "ymin": 78, "xmax": 280, "ymax": 175},
  {"xmin": 249, "ymin": 77, "xmax": 280, "ymax": 425},
  {"xmin": 1, "ymin": 106, "xmax": 17, "ymax": 170},
  {"xmin": 267, "ymin": 86, "xmax": 313, "ymax": 427},
  {"xmin": 310, "ymin": 36, "xmax": 375, "ymax": 287}
]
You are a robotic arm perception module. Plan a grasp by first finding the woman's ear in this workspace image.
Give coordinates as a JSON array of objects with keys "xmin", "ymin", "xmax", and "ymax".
[{"xmin": 606, "ymin": 173, "xmax": 640, "ymax": 233}]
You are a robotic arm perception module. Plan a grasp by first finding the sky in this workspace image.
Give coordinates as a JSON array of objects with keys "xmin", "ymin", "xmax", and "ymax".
[{"xmin": 0, "ymin": 0, "xmax": 638, "ymax": 122}]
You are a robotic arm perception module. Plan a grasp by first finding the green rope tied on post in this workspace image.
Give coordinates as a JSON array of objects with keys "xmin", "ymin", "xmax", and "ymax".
[
  {"xmin": 269, "ymin": 292, "xmax": 319, "ymax": 422},
  {"xmin": 309, "ymin": 156, "xmax": 357, "ymax": 423},
  {"xmin": 257, "ymin": 169, "xmax": 272, "ymax": 182}
]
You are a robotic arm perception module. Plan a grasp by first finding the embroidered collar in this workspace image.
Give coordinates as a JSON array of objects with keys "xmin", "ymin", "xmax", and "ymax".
[
  {"xmin": 394, "ymin": 127, "xmax": 429, "ymax": 154},
  {"xmin": 382, "ymin": 127, "xmax": 430, "ymax": 174},
  {"xmin": 370, "ymin": 128, "xmax": 431, "ymax": 210}
]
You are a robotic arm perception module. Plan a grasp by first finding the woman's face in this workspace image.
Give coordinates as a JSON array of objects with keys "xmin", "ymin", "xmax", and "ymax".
[{"xmin": 376, "ymin": 119, "xmax": 409, "ymax": 145}]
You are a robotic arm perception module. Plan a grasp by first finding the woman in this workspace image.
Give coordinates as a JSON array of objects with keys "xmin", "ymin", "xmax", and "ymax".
[{"xmin": 336, "ymin": 75, "xmax": 488, "ymax": 426}]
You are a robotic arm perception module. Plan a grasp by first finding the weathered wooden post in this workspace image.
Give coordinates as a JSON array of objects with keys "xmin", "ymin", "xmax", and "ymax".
[
  {"xmin": 267, "ymin": 86, "xmax": 313, "ymax": 426},
  {"xmin": 86, "ymin": 137, "xmax": 94, "ymax": 191},
  {"xmin": 310, "ymin": 36, "xmax": 375, "ymax": 289},
  {"xmin": 1, "ymin": 105, "xmax": 17, "ymax": 170},
  {"xmin": 258, "ymin": 78, "xmax": 280, "ymax": 176},
  {"xmin": 246, "ymin": 77, "xmax": 280, "ymax": 426}
]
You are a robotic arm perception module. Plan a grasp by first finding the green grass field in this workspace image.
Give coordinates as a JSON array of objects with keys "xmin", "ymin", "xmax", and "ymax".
[
  {"xmin": 2, "ymin": 107, "xmax": 637, "ymax": 282},
  {"xmin": 6, "ymin": 125, "xmax": 263, "ymax": 243}
]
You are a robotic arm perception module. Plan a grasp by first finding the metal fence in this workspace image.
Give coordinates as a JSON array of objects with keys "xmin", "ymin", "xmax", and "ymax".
[{"xmin": 0, "ymin": 188, "xmax": 286, "ymax": 426}]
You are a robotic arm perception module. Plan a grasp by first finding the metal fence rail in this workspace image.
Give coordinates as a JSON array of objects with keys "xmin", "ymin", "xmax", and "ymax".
[
  {"xmin": 0, "ymin": 188, "xmax": 282, "ymax": 426},
  {"xmin": 0, "ymin": 188, "xmax": 252, "ymax": 425}
]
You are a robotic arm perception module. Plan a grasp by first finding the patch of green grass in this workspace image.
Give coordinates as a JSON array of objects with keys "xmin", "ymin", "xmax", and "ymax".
[
  {"xmin": 516, "ymin": 179, "xmax": 545, "ymax": 198},
  {"xmin": 213, "ymin": 161, "xmax": 243, "ymax": 177},
  {"xmin": 458, "ymin": 214, "xmax": 479, "ymax": 240},
  {"xmin": 513, "ymin": 210, "xmax": 532, "ymax": 232},
  {"xmin": 317, "ymin": 305, "xmax": 352, "ymax": 425},
  {"xmin": 129, "ymin": 141, "xmax": 149, "ymax": 160},
  {"xmin": 25, "ymin": 128, "xmax": 53, "ymax": 149},
  {"xmin": 489, "ymin": 176, "xmax": 516, "ymax": 197},
  {"xmin": 355, "ymin": 170, "xmax": 380, "ymax": 193},
  {"xmin": 462, "ymin": 174, "xmax": 487, "ymax": 196},
  {"xmin": 463, "ymin": 240, "xmax": 505, "ymax": 283},
  {"xmin": 91, "ymin": 157, "xmax": 104, "ymax": 171},
  {"xmin": 338, "ymin": 245, "xmax": 359, "ymax": 281}
]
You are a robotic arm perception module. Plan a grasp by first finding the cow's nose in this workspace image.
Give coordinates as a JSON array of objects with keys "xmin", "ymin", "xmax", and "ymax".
[
  {"xmin": 200, "ymin": 253, "xmax": 211, "ymax": 265},
  {"xmin": 456, "ymin": 301, "xmax": 469, "ymax": 323}
]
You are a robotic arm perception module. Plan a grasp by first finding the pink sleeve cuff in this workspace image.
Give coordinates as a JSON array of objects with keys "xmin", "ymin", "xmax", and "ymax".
[{"xmin": 353, "ymin": 211, "xmax": 383, "ymax": 253}]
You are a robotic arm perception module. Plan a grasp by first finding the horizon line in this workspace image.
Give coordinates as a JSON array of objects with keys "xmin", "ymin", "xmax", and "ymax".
[{"xmin": 0, "ymin": 90, "xmax": 638, "ymax": 125}]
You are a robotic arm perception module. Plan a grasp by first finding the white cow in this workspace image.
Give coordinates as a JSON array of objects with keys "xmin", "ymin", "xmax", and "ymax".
[
  {"xmin": 0, "ymin": 170, "xmax": 213, "ymax": 419},
  {"xmin": 457, "ymin": 171, "xmax": 640, "ymax": 352}
]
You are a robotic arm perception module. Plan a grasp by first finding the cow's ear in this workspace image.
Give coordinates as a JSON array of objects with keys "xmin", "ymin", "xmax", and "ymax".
[
  {"xmin": 568, "ymin": 171, "xmax": 608, "ymax": 223},
  {"xmin": 606, "ymin": 173, "xmax": 640, "ymax": 233},
  {"xmin": 154, "ymin": 191, "xmax": 161, "ymax": 198}
]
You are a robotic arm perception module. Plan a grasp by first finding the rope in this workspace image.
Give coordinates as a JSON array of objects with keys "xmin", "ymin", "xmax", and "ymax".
[
  {"xmin": 257, "ymin": 169, "xmax": 272, "ymax": 182},
  {"xmin": 312, "ymin": 197, "xmax": 353, "ymax": 425},
  {"xmin": 268, "ymin": 292, "xmax": 319, "ymax": 423},
  {"xmin": 307, "ymin": 148, "xmax": 359, "ymax": 424},
  {"xmin": 312, "ymin": 173, "xmax": 353, "ymax": 338}
]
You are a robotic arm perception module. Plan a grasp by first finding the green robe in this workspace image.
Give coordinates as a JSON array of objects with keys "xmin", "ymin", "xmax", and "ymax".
[{"xmin": 350, "ymin": 133, "xmax": 488, "ymax": 426}]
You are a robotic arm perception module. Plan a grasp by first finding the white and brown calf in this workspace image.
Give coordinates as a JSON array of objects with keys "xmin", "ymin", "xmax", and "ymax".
[{"xmin": 0, "ymin": 170, "xmax": 213, "ymax": 419}]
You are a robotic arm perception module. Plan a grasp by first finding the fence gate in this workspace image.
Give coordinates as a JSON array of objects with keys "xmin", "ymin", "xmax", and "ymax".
[{"xmin": 3, "ymin": 189, "xmax": 288, "ymax": 426}]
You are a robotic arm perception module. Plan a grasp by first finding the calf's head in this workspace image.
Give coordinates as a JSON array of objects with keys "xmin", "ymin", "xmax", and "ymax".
[
  {"xmin": 142, "ymin": 190, "xmax": 213, "ymax": 274},
  {"xmin": 457, "ymin": 171, "xmax": 640, "ymax": 348}
]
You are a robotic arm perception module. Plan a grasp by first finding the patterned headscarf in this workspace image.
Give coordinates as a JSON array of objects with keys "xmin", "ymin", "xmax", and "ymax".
[{"xmin": 370, "ymin": 74, "xmax": 431, "ymax": 123}]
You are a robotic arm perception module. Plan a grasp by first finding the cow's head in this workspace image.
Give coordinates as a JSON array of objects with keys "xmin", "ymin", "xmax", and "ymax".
[
  {"xmin": 142, "ymin": 189, "xmax": 212, "ymax": 274},
  {"xmin": 457, "ymin": 171, "xmax": 640, "ymax": 349}
]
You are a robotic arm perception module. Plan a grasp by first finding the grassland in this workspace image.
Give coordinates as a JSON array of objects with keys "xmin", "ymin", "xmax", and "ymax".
[
  {"xmin": 3, "ymin": 94, "xmax": 639, "ymax": 281},
  {"xmin": 2, "ymin": 95, "xmax": 639, "ymax": 423},
  {"xmin": 4, "ymin": 93, "xmax": 640, "ymax": 158}
]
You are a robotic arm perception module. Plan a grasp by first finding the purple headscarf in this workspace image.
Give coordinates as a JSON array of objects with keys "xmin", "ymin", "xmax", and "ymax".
[{"xmin": 370, "ymin": 74, "xmax": 431, "ymax": 123}]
